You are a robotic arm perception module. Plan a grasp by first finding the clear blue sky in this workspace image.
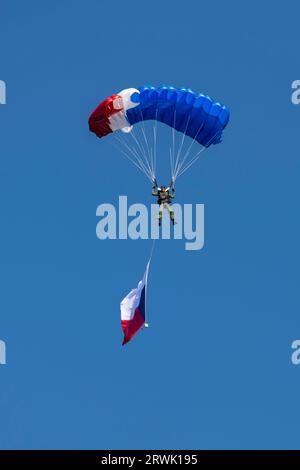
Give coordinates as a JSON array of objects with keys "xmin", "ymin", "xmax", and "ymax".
[{"xmin": 1, "ymin": 0, "xmax": 300, "ymax": 450}]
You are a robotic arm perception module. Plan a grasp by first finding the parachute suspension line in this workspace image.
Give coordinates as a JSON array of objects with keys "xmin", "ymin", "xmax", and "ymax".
[
  {"xmin": 113, "ymin": 132, "xmax": 149, "ymax": 174},
  {"xmin": 113, "ymin": 112, "xmax": 159, "ymax": 184},
  {"xmin": 169, "ymin": 148, "xmax": 174, "ymax": 180},
  {"xmin": 150, "ymin": 111, "xmax": 157, "ymax": 180},
  {"xmin": 176, "ymin": 145, "xmax": 207, "ymax": 179},
  {"xmin": 173, "ymin": 128, "xmax": 201, "ymax": 179},
  {"xmin": 112, "ymin": 133, "xmax": 154, "ymax": 183},
  {"xmin": 137, "ymin": 121, "xmax": 155, "ymax": 182},
  {"xmin": 138, "ymin": 109, "xmax": 154, "ymax": 178},
  {"xmin": 173, "ymin": 123, "xmax": 204, "ymax": 181},
  {"xmin": 117, "ymin": 125, "xmax": 156, "ymax": 182},
  {"xmin": 175, "ymin": 129, "xmax": 222, "ymax": 179},
  {"xmin": 143, "ymin": 110, "xmax": 157, "ymax": 183},
  {"xmin": 152, "ymin": 107, "xmax": 159, "ymax": 182},
  {"xmin": 152, "ymin": 126, "xmax": 157, "ymax": 182},
  {"xmin": 172, "ymin": 115, "xmax": 191, "ymax": 181},
  {"xmin": 129, "ymin": 127, "xmax": 154, "ymax": 179},
  {"xmin": 150, "ymin": 148, "xmax": 155, "ymax": 183},
  {"xmin": 170, "ymin": 109, "xmax": 177, "ymax": 180},
  {"xmin": 125, "ymin": 110, "xmax": 156, "ymax": 183},
  {"xmin": 148, "ymin": 135, "xmax": 155, "ymax": 182},
  {"xmin": 115, "ymin": 146, "xmax": 153, "ymax": 183},
  {"xmin": 112, "ymin": 114, "xmax": 222, "ymax": 185},
  {"xmin": 112, "ymin": 144, "xmax": 153, "ymax": 183}
]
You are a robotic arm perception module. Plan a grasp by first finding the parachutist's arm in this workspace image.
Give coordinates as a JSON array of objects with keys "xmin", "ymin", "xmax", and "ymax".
[
  {"xmin": 152, "ymin": 188, "xmax": 158, "ymax": 196},
  {"xmin": 170, "ymin": 188, "xmax": 175, "ymax": 198}
]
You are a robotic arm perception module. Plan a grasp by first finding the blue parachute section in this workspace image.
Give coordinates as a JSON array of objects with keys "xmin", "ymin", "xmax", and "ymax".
[{"xmin": 126, "ymin": 85, "xmax": 230, "ymax": 148}]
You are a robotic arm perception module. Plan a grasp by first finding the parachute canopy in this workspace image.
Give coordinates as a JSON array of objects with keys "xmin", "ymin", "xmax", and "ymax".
[
  {"xmin": 89, "ymin": 85, "xmax": 230, "ymax": 148},
  {"xmin": 89, "ymin": 85, "xmax": 230, "ymax": 183}
]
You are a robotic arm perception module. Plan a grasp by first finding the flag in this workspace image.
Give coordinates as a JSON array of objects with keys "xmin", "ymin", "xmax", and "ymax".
[{"xmin": 120, "ymin": 262, "xmax": 150, "ymax": 346}]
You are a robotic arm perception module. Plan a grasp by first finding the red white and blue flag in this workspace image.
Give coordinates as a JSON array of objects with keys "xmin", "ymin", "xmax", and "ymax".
[{"xmin": 120, "ymin": 262, "xmax": 150, "ymax": 346}]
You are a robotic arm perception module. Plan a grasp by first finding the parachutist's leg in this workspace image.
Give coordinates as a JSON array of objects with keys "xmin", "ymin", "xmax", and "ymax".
[{"xmin": 166, "ymin": 204, "xmax": 176, "ymax": 225}]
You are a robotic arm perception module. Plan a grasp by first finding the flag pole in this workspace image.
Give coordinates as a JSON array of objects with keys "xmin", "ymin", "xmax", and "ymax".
[{"xmin": 144, "ymin": 238, "xmax": 156, "ymax": 328}]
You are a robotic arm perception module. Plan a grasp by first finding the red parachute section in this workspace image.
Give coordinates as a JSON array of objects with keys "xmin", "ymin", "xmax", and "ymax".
[{"xmin": 88, "ymin": 94, "xmax": 123, "ymax": 138}]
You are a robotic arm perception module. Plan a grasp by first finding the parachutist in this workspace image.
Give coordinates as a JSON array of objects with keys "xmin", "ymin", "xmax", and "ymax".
[{"xmin": 152, "ymin": 184, "xmax": 176, "ymax": 225}]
